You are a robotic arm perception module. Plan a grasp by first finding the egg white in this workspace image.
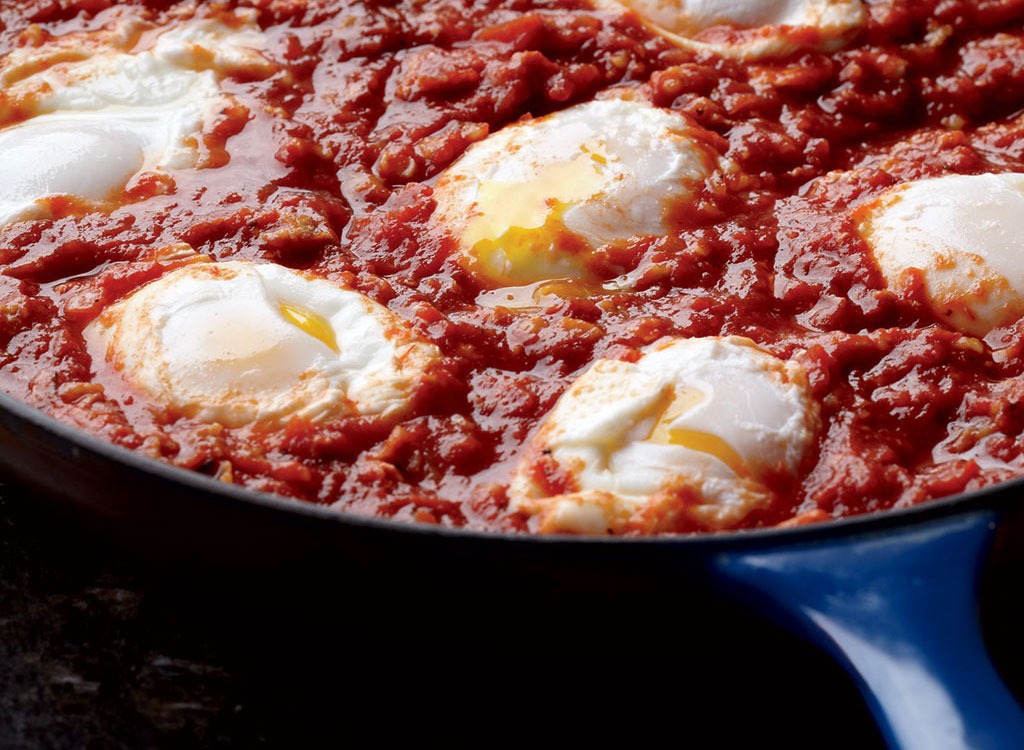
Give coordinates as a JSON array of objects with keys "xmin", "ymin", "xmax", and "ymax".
[
  {"xmin": 85, "ymin": 261, "xmax": 442, "ymax": 428},
  {"xmin": 148, "ymin": 16, "xmax": 270, "ymax": 73},
  {"xmin": 509, "ymin": 336, "xmax": 818, "ymax": 534},
  {"xmin": 858, "ymin": 172, "xmax": 1024, "ymax": 338},
  {"xmin": 598, "ymin": 0, "xmax": 865, "ymax": 59},
  {"xmin": 431, "ymin": 97, "xmax": 719, "ymax": 293},
  {"xmin": 0, "ymin": 16, "xmax": 266, "ymax": 226}
]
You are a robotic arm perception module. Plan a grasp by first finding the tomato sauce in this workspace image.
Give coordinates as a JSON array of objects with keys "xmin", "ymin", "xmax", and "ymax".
[{"xmin": 2, "ymin": 0, "xmax": 1024, "ymax": 534}]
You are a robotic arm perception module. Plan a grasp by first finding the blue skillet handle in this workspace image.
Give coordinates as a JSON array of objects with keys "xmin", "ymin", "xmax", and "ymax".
[{"xmin": 713, "ymin": 510, "xmax": 1024, "ymax": 750}]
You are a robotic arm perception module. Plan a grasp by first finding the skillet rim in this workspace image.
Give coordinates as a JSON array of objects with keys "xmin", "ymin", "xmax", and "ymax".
[{"xmin": 2, "ymin": 387, "xmax": 1018, "ymax": 551}]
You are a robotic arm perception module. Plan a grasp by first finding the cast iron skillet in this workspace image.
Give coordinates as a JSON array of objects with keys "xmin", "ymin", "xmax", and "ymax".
[{"xmin": 2, "ymin": 386, "xmax": 1023, "ymax": 749}]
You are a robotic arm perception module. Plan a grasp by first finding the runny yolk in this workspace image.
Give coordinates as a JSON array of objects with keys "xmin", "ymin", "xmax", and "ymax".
[
  {"xmin": 648, "ymin": 386, "xmax": 748, "ymax": 477},
  {"xmin": 462, "ymin": 141, "xmax": 610, "ymax": 285},
  {"xmin": 279, "ymin": 302, "xmax": 339, "ymax": 353},
  {"xmin": 470, "ymin": 201, "xmax": 593, "ymax": 285}
]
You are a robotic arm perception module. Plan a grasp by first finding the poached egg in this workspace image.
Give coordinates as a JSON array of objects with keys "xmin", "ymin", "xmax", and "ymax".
[
  {"xmin": 857, "ymin": 172, "xmax": 1024, "ymax": 338},
  {"xmin": 600, "ymin": 0, "xmax": 865, "ymax": 59},
  {"xmin": 431, "ymin": 97, "xmax": 719, "ymax": 296},
  {"xmin": 85, "ymin": 261, "xmax": 442, "ymax": 428},
  {"xmin": 510, "ymin": 336, "xmax": 818, "ymax": 534},
  {"xmin": 0, "ymin": 16, "xmax": 266, "ymax": 226}
]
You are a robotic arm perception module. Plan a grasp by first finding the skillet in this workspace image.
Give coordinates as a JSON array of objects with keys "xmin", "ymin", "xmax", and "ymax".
[{"xmin": 3, "ymin": 381, "xmax": 1024, "ymax": 749}]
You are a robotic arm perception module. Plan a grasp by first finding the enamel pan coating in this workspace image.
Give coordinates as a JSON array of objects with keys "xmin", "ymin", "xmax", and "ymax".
[{"xmin": 1, "ymin": 388, "xmax": 1022, "ymax": 749}]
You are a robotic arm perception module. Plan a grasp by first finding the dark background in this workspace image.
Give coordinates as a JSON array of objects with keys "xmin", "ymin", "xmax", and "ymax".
[{"xmin": 6, "ymin": 479, "xmax": 1024, "ymax": 749}]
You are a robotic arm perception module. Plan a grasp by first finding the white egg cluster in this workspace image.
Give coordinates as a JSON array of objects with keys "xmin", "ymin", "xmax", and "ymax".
[
  {"xmin": 510, "ymin": 336, "xmax": 818, "ymax": 534},
  {"xmin": 431, "ymin": 97, "xmax": 719, "ymax": 295},
  {"xmin": 599, "ymin": 0, "xmax": 865, "ymax": 59},
  {"xmin": 0, "ymin": 16, "xmax": 266, "ymax": 226},
  {"xmin": 858, "ymin": 172, "xmax": 1024, "ymax": 337},
  {"xmin": 85, "ymin": 261, "xmax": 442, "ymax": 428}
]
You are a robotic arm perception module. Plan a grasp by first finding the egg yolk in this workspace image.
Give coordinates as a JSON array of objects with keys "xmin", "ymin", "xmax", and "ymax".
[
  {"xmin": 278, "ymin": 302, "xmax": 339, "ymax": 353},
  {"xmin": 462, "ymin": 141, "xmax": 610, "ymax": 285},
  {"xmin": 647, "ymin": 386, "xmax": 748, "ymax": 476}
]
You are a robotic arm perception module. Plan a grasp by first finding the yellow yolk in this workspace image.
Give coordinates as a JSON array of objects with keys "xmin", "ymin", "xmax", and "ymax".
[
  {"xmin": 468, "ymin": 202, "xmax": 593, "ymax": 285},
  {"xmin": 84, "ymin": 261, "xmax": 443, "ymax": 428},
  {"xmin": 433, "ymin": 98, "xmax": 720, "ymax": 291},
  {"xmin": 279, "ymin": 302, "xmax": 340, "ymax": 354},
  {"xmin": 462, "ymin": 143, "xmax": 609, "ymax": 284},
  {"xmin": 508, "ymin": 336, "xmax": 818, "ymax": 533},
  {"xmin": 664, "ymin": 429, "xmax": 749, "ymax": 477},
  {"xmin": 647, "ymin": 386, "xmax": 749, "ymax": 477}
]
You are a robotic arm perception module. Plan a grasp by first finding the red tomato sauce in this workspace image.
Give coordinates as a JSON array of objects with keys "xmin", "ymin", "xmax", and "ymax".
[{"xmin": 1, "ymin": 0, "xmax": 1024, "ymax": 534}]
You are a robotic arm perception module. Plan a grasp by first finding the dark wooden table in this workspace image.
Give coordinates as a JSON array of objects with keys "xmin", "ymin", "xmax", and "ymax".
[{"xmin": 12, "ymin": 478, "xmax": 1008, "ymax": 749}]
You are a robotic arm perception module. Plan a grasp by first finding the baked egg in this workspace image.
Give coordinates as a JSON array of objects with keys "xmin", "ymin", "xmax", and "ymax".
[
  {"xmin": 431, "ymin": 97, "xmax": 719, "ymax": 297},
  {"xmin": 510, "ymin": 336, "xmax": 818, "ymax": 534},
  {"xmin": 600, "ymin": 0, "xmax": 865, "ymax": 59},
  {"xmin": 0, "ymin": 16, "xmax": 266, "ymax": 226},
  {"xmin": 85, "ymin": 261, "xmax": 442, "ymax": 428},
  {"xmin": 857, "ymin": 172, "xmax": 1024, "ymax": 338}
]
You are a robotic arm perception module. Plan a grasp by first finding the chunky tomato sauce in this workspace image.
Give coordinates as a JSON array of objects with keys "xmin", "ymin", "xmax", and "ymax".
[{"xmin": 2, "ymin": 0, "xmax": 1024, "ymax": 534}]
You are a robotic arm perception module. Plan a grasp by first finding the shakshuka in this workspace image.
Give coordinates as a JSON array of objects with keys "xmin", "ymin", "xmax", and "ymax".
[{"xmin": 1, "ymin": 0, "xmax": 1023, "ymax": 535}]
